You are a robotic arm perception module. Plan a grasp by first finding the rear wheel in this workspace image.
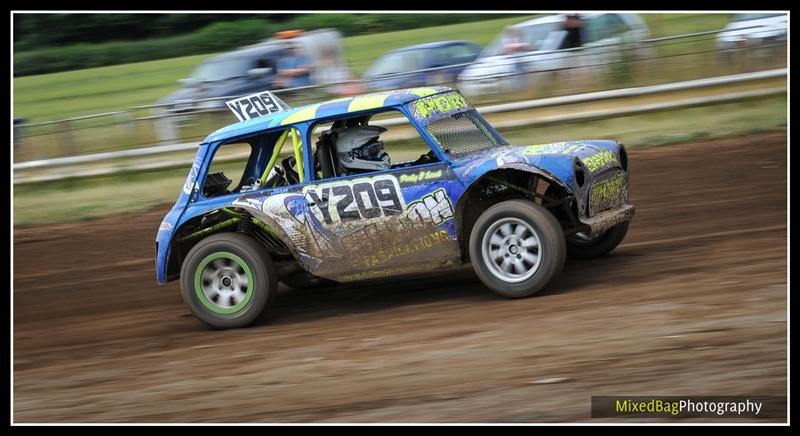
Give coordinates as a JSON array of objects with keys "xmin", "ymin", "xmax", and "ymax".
[
  {"xmin": 180, "ymin": 233, "xmax": 277, "ymax": 329},
  {"xmin": 566, "ymin": 221, "xmax": 630, "ymax": 259},
  {"xmin": 469, "ymin": 200, "xmax": 566, "ymax": 298}
]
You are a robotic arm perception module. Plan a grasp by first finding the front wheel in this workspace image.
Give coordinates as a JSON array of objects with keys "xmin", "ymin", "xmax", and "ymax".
[
  {"xmin": 180, "ymin": 233, "xmax": 277, "ymax": 329},
  {"xmin": 469, "ymin": 200, "xmax": 566, "ymax": 298},
  {"xmin": 566, "ymin": 221, "xmax": 630, "ymax": 259}
]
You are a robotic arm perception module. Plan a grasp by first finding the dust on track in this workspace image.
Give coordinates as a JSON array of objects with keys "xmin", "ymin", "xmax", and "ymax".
[{"xmin": 13, "ymin": 132, "xmax": 787, "ymax": 422}]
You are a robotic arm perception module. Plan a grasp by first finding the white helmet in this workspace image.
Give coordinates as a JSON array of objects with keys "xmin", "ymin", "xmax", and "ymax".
[{"xmin": 334, "ymin": 126, "xmax": 391, "ymax": 173}]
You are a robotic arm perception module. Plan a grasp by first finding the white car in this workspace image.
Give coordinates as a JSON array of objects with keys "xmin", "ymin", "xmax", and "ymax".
[
  {"xmin": 457, "ymin": 13, "xmax": 651, "ymax": 97},
  {"xmin": 716, "ymin": 13, "xmax": 787, "ymax": 54}
]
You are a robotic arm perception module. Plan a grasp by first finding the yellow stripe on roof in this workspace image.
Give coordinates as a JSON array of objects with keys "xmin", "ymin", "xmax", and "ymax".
[
  {"xmin": 281, "ymin": 103, "xmax": 322, "ymax": 125},
  {"xmin": 347, "ymin": 92, "xmax": 392, "ymax": 113},
  {"xmin": 410, "ymin": 87, "xmax": 439, "ymax": 97}
]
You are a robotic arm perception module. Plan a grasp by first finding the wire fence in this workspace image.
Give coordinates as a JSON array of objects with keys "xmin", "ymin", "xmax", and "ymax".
[{"xmin": 13, "ymin": 25, "xmax": 787, "ymax": 164}]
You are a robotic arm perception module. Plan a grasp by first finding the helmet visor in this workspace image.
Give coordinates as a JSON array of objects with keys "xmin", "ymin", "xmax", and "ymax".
[{"xmin": 356, "ymin": 141, "xmax": 386, "ymax": 160}]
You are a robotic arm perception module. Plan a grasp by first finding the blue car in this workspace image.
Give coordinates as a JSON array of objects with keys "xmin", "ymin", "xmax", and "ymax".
[
  {"xmin": 156, "ymin": 87, "xmax": 633, "ymax": 329},
  {"xmin": 362, "ymin": 41, "xmax": 482, "ymax": 91}
]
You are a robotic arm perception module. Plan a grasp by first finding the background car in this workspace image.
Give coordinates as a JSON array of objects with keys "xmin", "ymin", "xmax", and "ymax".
[
  {"xmin": 458, "ymin": 13, "xmax": 651, "ymax": 97},
  {"xmin": 362, "ymin": 40, "xmax": 482, "ymax": 91},
  {"xmin": 716, "ymin": 13, "xmax": 787, "ymax": 58},
  {"xmin": 156, "ymin": 29, "xmax": 350, "ymax": 113}
]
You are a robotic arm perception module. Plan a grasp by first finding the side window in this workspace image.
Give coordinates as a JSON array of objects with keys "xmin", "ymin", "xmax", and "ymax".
[
  {"xmin": 256, "ymin": 56, "xmax": 276, "ymax": 71},
  {"xmin": 601, "ymin": 14, "xmax": 630, "ymax": 39},
  {"xmin": 309, "ymin": 109, "xmax": 440, "ymax": 181},
  {"xmin": 581, "ymin": 16, "xmax": 601, "ymax": 44},
  {"xmin": 590, "ymin": 14, "xmax": 629, "ymax": 41},
  {"xmin": 203, "ymin": 126, "xmax": 306, "ymax": 198},
  {"xmin": 446, "ymin": 44, "xmax": 479, "ymax": 65},
  {"xmin": 203, "ymin": 142, "xmax": 253, "ymax": 198}
]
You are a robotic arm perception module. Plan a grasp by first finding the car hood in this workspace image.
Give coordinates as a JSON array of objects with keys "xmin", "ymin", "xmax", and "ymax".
[{"xmin": 450, "ymin": 140, "xmax": 622, "ymax": 188}]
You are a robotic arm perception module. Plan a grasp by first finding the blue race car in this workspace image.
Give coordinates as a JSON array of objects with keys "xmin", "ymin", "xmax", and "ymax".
[{"xmin": 156, "ymin": 87, "xmax": 633, "ymax": 329}]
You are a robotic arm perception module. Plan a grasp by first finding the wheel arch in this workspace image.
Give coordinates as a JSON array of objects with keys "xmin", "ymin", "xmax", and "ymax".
[
  {"xmin": 164, "ymin": 206, "xmax": 294, "ymax": 282},
  {"xmin": 454, "ymin": 166, "xmax": 578, "ymax": 262}
]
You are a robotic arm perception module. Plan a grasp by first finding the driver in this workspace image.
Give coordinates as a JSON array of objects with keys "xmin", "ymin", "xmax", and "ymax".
[{"xmin": 334, "ymin": 125, "xmax": 391, "ymax": 175}]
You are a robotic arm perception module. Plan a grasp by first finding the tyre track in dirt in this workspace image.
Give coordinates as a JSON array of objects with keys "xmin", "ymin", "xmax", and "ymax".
[{"xmin": 13, "ymin": 131, "xmax": 787, "ymax": 422}]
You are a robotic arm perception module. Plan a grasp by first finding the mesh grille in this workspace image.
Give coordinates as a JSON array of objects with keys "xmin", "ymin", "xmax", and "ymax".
[{"xmin": 424, "ymin": 110, "xmax": 507, "ymax": 158}]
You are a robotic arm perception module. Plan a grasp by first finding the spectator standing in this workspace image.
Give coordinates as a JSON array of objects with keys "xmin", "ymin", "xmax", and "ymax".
[
  {"xmin": 501, "ymin": 26, "xmax": 530, "ymax": 91},
  {"xmin": 563, "ymin": 14, "xmax": 584, "ymax": 49},
  {"xmin": 275, "ymin": 40, "xmax": 313, "ymax": 89}
]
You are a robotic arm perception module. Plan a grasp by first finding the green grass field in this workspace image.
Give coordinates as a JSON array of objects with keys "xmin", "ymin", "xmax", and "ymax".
[
  {"xmin": 13, "ymin": 15, "xmax": 533, "ymax": 123},
  {"xmin": 13, "ymin": 94, "xmax": 786, "ymax": 227},
  {"xmin": 14, "ymin": 13, "xmax": 734, "ymax": 123}
]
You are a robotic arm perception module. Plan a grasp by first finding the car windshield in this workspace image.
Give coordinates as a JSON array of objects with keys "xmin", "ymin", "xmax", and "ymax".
[
  {"xmin": 732, "ymin": 13, "xmax": 784, "ymax": 21},
  {"xmin": 423, "ymin": 109, "xmax": 509, "ymax": 157},
  {"xmin": 191, "ymin": 58, "xmax": 253, "ymax": 82},
  {"xmin": 482, "ymin": 22, "xmax": 562, "ymax": 57},
  {"xmin": 364, "ymin": 50, "xmax": 425, "ymax": 77}
]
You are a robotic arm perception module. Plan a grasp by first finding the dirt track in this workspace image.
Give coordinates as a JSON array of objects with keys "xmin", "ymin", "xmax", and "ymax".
[{"xmin": 13, "ymin": 132, "xmax": 787, "ymax": 423}]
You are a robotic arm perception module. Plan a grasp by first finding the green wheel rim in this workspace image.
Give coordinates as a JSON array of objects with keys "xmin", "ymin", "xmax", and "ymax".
[{"xmin": 194, "ymin": 251, "xmax": 254, "ymax": 315}]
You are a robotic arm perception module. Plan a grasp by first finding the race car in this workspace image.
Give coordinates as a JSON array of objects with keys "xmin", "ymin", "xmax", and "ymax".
[{"xmin": 156, "ymin": 87, "xmax": 634, "ymax": 329}]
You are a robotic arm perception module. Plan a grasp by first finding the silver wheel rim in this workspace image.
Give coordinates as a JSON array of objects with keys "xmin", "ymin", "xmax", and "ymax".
[
  {"xmin": 481, "ymin": 217, "xmax": 543, "ymax": 283},
  {"xmin": 199, "ymin": 258, "xmax": 249, "ymax": 309}
]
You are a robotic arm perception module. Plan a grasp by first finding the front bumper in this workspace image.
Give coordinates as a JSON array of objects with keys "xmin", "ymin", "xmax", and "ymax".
[{"xmin": 580, "ymin": 204, "xmax": 635, "ymax": 237}]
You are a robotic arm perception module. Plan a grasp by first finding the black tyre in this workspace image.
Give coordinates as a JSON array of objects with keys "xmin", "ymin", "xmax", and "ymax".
[
  {"xmin": 469, "ymin": 199, "xmax": 566, "ymax": 298},
  {"xmin": 566, "ymin": 221, "xmax": 630, "ymax": 259},
  {"xmin": 180, "ymin": 233, "xmax": 277, "ymax": 329},
  {"xmin": 281, "ymin": 271, "xmax": 337, "ymax": 290}
]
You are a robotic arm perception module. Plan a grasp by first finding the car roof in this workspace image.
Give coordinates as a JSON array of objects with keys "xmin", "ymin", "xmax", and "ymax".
[
  {"xmin": 206, "ymin": 86, "xmax": 454, "ymax": 142},
  {"xmin": 207, "ymin": 44, "xmax": 286, "ymax": 62},
  {"xmin": 392, "ymin": 40, "xmax": 476, "ymax": 52},
  {"xmin": 512, "ymin": 12, "xmax": 603, "ymax": 28}
]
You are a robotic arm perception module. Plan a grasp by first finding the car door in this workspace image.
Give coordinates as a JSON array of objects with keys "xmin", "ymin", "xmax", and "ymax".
[{"xmin": 299, "ymin": 111, "xmax": 463, "ymax": 282}]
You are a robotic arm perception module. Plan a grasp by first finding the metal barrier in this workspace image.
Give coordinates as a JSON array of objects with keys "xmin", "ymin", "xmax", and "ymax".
[{"xmin": 12, "ymin": 68, "xmax": 786, "ymax": 181}]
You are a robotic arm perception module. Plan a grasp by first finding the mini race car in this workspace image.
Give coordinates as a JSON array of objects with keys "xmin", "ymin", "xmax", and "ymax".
[{"xmin": 156, "ymin": 87, "xmax": 634, "ymax": 329}]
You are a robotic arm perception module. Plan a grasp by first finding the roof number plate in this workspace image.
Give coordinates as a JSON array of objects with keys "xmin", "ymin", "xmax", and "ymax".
[{"xmin": 226, "ymin": 90, "xmax": 287, "ymax": 122}]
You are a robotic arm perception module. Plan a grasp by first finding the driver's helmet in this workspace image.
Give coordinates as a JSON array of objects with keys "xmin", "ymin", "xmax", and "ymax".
[{"xmin": 334, "ymin": 125, "xmax": 391, "ymax": 173}]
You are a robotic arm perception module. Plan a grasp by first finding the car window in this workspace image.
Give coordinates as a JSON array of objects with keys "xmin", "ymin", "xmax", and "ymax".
[
  {"xmin": 191, "ymin": 58, "xmax": 252, "ymax": 82},
  {"xmin": 309, "ymin": 109, "xmax": 440, "ymax": 181},
  {"xmin": 582, "ymin": 16, "xmax": 602, "ymax": 43},
  {"xmin": 483, "ymin": 22, "xmax": 561, "ymax": 57},
  {"xmin": 203, "ymin": 127, "xmax": 305, "ymax": 198},
  {"xmin": 521, "ymin": 22, "xmax": 562, "ymax": 49},
  {"xmin": 584, "ymin": 14, "xmax": 630, "ymax": 42},
  {"xmin": 255, "ymin": 56, "xmax": 277, "ymax": 71},
  {"xmin": 203, "ymin": 142, "xmax": 253, "ymax": 198},
  {"xmin": 603, "ymin": 14, "xmax": 631, "ymax": 38},
  {"xmin": 444, "ymin": 44, "xmax": 479, "ymax": 65},
  {"xmin": 364, "ymin": 51, "xmax": 425, "ymax": 77}
]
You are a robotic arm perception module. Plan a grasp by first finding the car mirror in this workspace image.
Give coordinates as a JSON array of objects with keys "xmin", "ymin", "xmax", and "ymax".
[{"xmin": 248, "ymin": 68, "xmax": 273, "ymax": 78}]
